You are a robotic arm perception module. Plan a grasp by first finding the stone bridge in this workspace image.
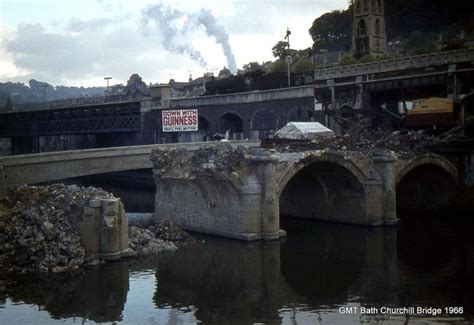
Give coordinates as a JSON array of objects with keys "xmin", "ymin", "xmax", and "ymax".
[
  {"xmin": 152, "ymin": 143, "xmax": 459, "ymax": 240},
  {"xmin": 0, "ymin": 141, "xmax": 258, "ymax": 195},
  {"xmin": 0, "ymin": 141, "xmax": 461, "ymax": 241}
]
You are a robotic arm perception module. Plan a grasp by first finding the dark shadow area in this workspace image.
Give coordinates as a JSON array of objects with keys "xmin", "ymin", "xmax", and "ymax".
[
  {"xmin": 153, "ymin": 238, "xmax": 286, "ymax": 324},
  {"xmin": 218, "ymin": 113, "xmax": 243, "ymax": 138},
  {"xmin": 280, "ymin": 162, "xmax": 365, "ymax": 224},
  {"xmin": 280, "ymin": 217, "xmax": 368, "ymax": 306},
  {"xmin": 397, "ymin": 214, "xmax": 474, "ymax": 315},
  {"xmin": 396, "ymin": 164, "xmax": 457, "ymax": 215}
]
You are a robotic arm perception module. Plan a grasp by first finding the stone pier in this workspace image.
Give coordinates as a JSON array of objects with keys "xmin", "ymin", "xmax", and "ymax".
[{"xmin": 75, "ymin": 198, "xmax": 130, "ymax": 260}]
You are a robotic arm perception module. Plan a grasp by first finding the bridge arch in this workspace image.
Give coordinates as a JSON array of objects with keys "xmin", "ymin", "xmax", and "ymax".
[
  {"xmin": 278, "ymin": 152, "xmax": 368, "ymax": 224},
  {"xmin": 218, "ymin": 112, "xmax": 244, "ymax": 139},
  {"xmin": 198, "ymin": 115, "xmax": 210, "ymax": 131},
  {"xmin": 396, "ymin": 155, "xmax": 458, "ymax": 213},
  {"xmin": 286, "ymin": 105, "xmax": 314, "ymax": 123},
  {"xmin": 250, "ymin": 108, "xmax": 278, "ymax": 139}
]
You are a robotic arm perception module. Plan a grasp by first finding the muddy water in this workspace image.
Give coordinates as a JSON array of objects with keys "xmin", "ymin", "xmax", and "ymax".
[{"xmin": 0, "ymin": 215, "xmax": 473, "ymax": 324}]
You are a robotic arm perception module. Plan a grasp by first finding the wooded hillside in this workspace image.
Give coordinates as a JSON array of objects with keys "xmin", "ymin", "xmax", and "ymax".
[{"xmin": 309, "ymin": 0, "xmax": 474, "ymax": 53}]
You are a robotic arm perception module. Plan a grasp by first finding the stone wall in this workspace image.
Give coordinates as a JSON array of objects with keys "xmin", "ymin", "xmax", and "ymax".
[{"xmin": 151, "ymin": 143, "xmax": 281, "ymax": 240}]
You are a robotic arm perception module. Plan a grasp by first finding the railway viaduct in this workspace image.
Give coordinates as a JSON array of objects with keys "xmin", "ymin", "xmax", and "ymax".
[{"xmin": 1, "ymin": 48, "xmax": 473, "ymax": 155}]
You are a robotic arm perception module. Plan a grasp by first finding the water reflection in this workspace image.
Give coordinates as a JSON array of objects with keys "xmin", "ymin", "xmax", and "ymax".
[
  {"xmin": 153, "ymin": 239, "xmax": 286, "ymax": 323},
  {"xmin": 0, "ymin": 264, "xmax": 129, "ymax": 323},
  {"xmin": 0, "ymin": 216, "xmax": 473, "ymax": 324},
  {"xmin": 397, "ymin": 216, "xmax": 474, "ymax": 315}
]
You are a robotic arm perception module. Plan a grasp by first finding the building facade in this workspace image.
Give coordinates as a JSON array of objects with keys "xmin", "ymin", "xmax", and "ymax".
[{"xmin": 352, "ymin": 0, "xmax": 387, "ymax": 57}]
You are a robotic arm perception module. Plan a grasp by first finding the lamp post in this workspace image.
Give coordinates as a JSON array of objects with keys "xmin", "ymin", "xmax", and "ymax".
[
  {"xmin": 284, "ymin": 28, "xmax": 291, "ymax": 87},
  {"xmin": 104, "ymin": 77, "xmax": 112, "ymax": 99}
]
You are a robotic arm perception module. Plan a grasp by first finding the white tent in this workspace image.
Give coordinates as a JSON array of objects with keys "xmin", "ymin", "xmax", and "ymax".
[{"xmin": 274, "ymin": 122, "xmax": 334, "ymax": 140}]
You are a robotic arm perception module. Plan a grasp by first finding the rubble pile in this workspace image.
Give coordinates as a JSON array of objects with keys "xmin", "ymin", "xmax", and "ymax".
[
  {"xmin": 149, "ymin": 220, "xmax": 191, "ymax": 241},
  {"xmin": 128, "ymin": 226, "xmax": 176, "ymax": 256},
  {"xmin": 0, "ymin": 185, "xmax": 184, "ymax": 274},
  {"xmin": 265, "ymin": 129, "xmax": 438, "ymax": 159},
  {"xmin": 128, "ymin": 220, "xmax": 197, "ymax": 255},
  {"xmin": 152, "ymin": 145, "xmax": 247, "ymax": 179},
  {"xmin": 0, "ymin": 184, "xmax": 115, "ymax": 273}
]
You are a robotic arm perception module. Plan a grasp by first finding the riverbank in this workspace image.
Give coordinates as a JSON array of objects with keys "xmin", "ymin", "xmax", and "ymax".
[{"xmin": 0, "ymin": 184, "xmax": 191, "ymax": 274}]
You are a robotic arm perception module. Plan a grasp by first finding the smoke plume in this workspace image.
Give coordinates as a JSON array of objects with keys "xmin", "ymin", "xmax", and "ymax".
[
  {"xmin": 141, "ymin": 3, "xmax": 237, "ymax": 73},
  {"xmin": 194, "ymin": 9, "xmax": 237, "ymax": 73}
]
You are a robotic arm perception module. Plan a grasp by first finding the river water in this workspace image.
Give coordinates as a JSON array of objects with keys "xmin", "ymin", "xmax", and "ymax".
[{"xmin": 1, "ymin": 215, "xmax": 473, "ymax": 324}]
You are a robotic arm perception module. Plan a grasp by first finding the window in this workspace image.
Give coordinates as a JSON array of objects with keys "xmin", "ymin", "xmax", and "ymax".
[{"xmin": 357, "ymin": 20, "xmax": 367, "ymax": 37}]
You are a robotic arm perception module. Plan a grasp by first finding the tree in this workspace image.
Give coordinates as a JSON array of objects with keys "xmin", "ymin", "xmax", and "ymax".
[
  {"xmin": 309, "ymin": 9, "xmax": 352, "ymax": 52},
  {"xmin": 338, "ymin": 54, "xmax": 357, "ymax": 66},
  {"xmin": 293, "ymin": 58, "xmax": 313, "ymax": 74},
  {"xmin": 405, "ymin": 31, "xmax": 435, "ymax": 54},
  {"xmin": 272, "ymin": 41, "xmax": 289, "ymax": 60},
  {"xmin": 241, "ymin": 62, "xmax": 263, "ymax": 74},
  {"xmin": 358, "ymin": 54, "xmax": 376, "ymax": 64},
  {"xmin": 269, "ymin": 60, "xmax": 287, "ymax": 73}
]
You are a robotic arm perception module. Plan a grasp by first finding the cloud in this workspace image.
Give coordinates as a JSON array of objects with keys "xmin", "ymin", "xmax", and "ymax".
[
  {"xmin": 66, "ymin": 17, "xmax": 118, "ymax": 33},
  {"xmin": 96, "ymin": 0, "xmax": 112, "ymax": 11},
  {"xmin": 0, "ymin": 0, "xmax": 349, "ymax": 86},
  {"xmin": 3, "ymin": 22, "xmax": 169, "ymax": 85}
]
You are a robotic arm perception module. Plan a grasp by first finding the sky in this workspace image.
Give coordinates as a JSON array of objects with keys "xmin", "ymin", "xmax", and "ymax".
[{"xmin": 0, "ymin": 0, "xmax": 348, "ymax": 87}]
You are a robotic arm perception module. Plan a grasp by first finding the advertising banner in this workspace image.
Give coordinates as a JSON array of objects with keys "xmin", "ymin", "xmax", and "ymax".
[{"xmin": 162, "ymin": 109, "xmax": 198, "ymax": 132}]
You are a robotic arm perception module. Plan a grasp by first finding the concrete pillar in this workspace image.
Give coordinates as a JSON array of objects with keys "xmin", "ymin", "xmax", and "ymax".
[
  {"xmin": 150, "ymin": 84, "xmax": 171, "ymax": 108},
  {"xmin": 355, "ymin": 76, "xmax": 365, "ymax": 110},
  {"xmin": 117, "ymin": 202, "xmax": 129, "ymax": 253},
  {"xmin": 372, "ymin": 151, "xmax": 399, "ymax": 225},
  {"xmin": 364, "ymin": 176, "xmax": 385, "ymax": 225},
  {"xmin": 100, "ymin": 199, "xmax": 121, "ymax": 261},
  {"xmin": 447, "ymin": 64, "xmax": 458, "ymax": 100},
  {"xmin": 81, "ymin": 199, "xmax": 102, "ymax": 259},
  {"xmin": 253, "ymin": 149, "xmax": 280, "ymax": 241},
  {"xmin": 240, "ymin": 174, "xmax": 263, "ymax": 239}
]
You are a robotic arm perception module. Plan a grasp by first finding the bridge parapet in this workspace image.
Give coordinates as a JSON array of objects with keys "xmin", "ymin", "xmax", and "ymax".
[
  {"xmin": 314, "ymin": 48, "xmax": 474, "ymax": 81},
  {"xmin": 0, "ymin": 141, "xmax": 260, "ymax": 195},
  {"xmin": 171, "ymin": 85, "xmax": 313, "ymax": 107}
]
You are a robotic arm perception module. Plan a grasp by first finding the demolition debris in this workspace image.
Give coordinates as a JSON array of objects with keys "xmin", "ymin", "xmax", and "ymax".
[
  {"xmin": 0, "ymin": 184, "xmax": 182, "ymax": 274},
  {"xmin": 263, "ymin": 129, "xmax": 441, "ymax": 159}
]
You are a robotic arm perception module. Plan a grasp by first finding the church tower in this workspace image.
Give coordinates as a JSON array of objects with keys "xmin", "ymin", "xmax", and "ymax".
[{"xmin": 352, "ymin": 0, "xmax": 387, "ymax": 57}]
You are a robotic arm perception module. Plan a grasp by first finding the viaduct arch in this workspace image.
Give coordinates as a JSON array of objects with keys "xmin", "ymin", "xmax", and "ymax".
[
  {"xmin": 395, "ymin": 155, "xmax": 458, "ymax": 213},
  {"xmin": 277, "ymin": 152, "xmax": 371, "ymax": 225}
]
